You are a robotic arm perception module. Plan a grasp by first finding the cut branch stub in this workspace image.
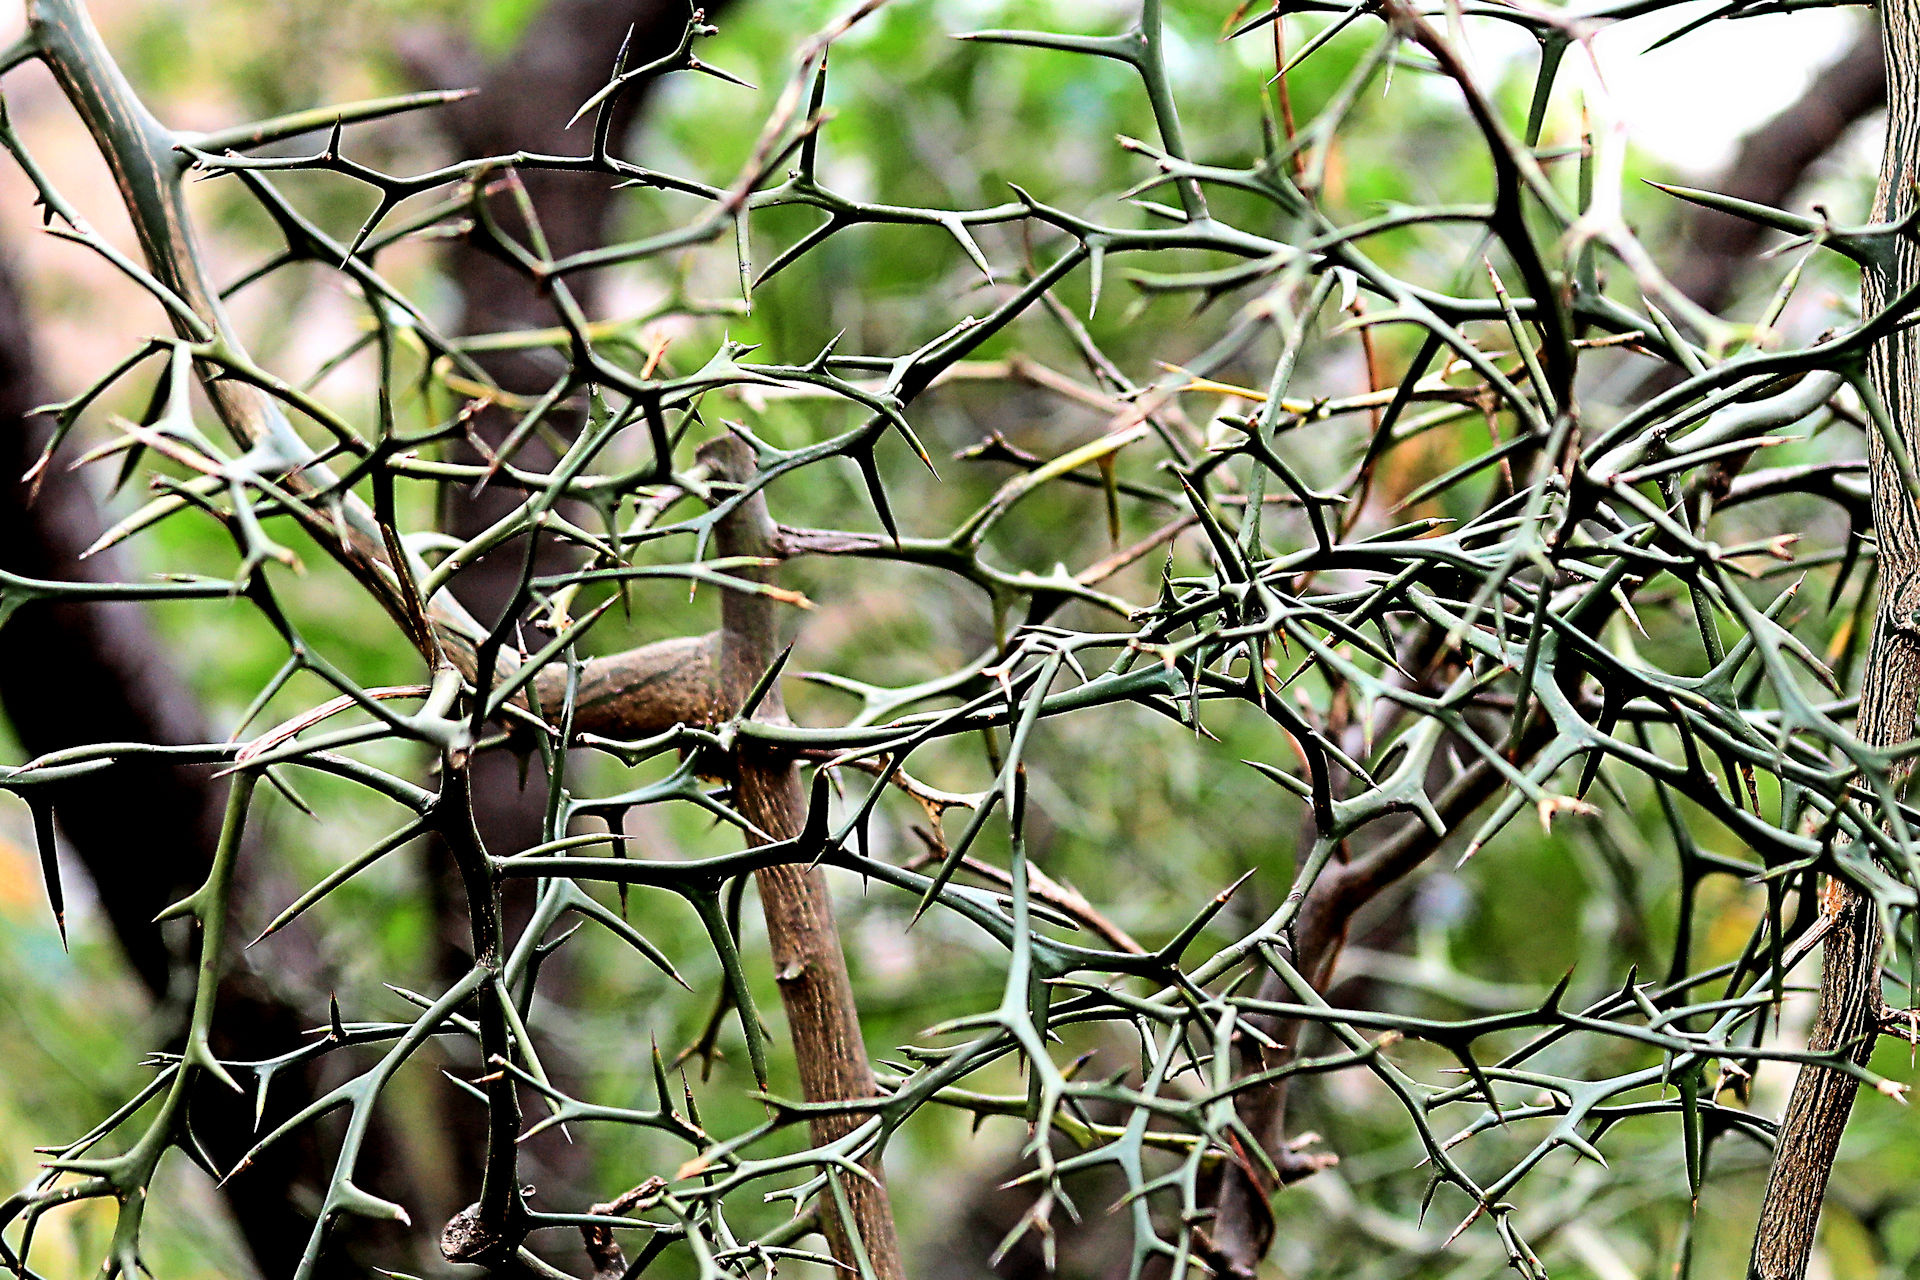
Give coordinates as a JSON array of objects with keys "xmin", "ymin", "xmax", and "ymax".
[{"xmin": 529, "ymin": 630, "xmax": 719, "ymax": 740}]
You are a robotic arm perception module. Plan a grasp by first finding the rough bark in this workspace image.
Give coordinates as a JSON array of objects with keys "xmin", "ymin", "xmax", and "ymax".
[
  {"xmin": 1748, "ymin": 889, "xmax": 1883, "ymax": 1278},
  {"xmin": 1748, "ymin": 13, "xmax": 1917, "ymax": 1277}
]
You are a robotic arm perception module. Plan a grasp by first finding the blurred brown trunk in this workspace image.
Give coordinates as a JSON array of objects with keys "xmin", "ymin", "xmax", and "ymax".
[
  {"xmin": 410, "ymin": 0, "xmax": 735, "ymax": 859},
  {"xmin": 0, "ymin": 248, "xmax": 402, "ymax": 1278},
  {"xmin": 921, "ymin": 31, "xmax": 1895, "ymax": 1278},
  {"xmin": 402, "ymin": 0, "xmax": 735, "ymax": 1259},
  {"xmin": 1672, "ymin": 21, "xmax": 1885, "ymax": 312}
]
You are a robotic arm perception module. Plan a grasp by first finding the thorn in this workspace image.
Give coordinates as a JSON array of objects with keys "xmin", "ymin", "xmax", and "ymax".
[{"xmin": 1443, "ymin": 1202, "xmax": 1486, "ymax": 1247}]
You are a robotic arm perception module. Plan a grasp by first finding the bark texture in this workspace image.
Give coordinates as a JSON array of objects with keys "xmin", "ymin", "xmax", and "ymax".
[
  {"xmin": 1749, "ymin": 12, "xmax": 1916, "ymax": 1278},
  {"xmin": 1748, "ymin": 891, "xmax": 1883, "ymax": 1279}
]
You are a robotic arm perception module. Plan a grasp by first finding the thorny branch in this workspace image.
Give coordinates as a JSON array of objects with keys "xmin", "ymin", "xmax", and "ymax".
[{"xmin": 0, "ymin": 1, "xmax": 1916, "ymax": 1278}]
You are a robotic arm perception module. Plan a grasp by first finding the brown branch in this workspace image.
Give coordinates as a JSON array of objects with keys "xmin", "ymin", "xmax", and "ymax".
[
  {"xmin": 411, "ymin": 0, "xmax": 737, "ymax": 973},
  {"xmin": 1750, "ymin": 885, "xmax": 1883, "ymax": 1278},
  {"xmin": 700, "ymin": 433, "xmax": 905, "ymax": 1280},
  {"xmin": 1198, "ymin": 755, "xmax": 1511, "ymax": 1278},
  {"xmin": 579, "ymin": 1177, "xmax": 667, "ymax": 1279},
  {"xmin": 402, "ymin": 4, "xmax": 735, "ymax": 1248},
  {"xmin": 1187, "ymin": 22, "xmax": 1897, "ymax": 1280},
  {"xmin": 1750, "ymin": 16, "xmax": 1912, "ymax": 1278},
  {"xmin": 531, "ymin": 632, "xmax": 720, "ymax": 738}
]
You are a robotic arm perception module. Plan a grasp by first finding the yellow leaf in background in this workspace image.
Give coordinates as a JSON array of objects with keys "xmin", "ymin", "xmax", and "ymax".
[
  {"xmin": 1698, "ymin": 878, "xmax": 1766, "ymax": 970},
  {"xmin": 0, "ymin": 1105, "xmax": 114, "ymax": 1273},
  {"xmin": 0, "ymin": 832, "xmax": 42, "ymax": 916},
  {"xmin": 1817, "ymin": 1202, "xmax": 1877, "ymax": 1280}
]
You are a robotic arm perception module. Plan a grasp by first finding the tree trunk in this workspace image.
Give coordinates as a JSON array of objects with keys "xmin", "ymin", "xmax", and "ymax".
[
  {"xmin": 703, "ymin": 436, "xmax": 905, "ymax": 1280},
  {"xmin": 406, "ymin": 2, "xmax": 733, "ymax": 1245},
  {"xmin": 1748, "ymin": 12, "xmax": 1916, "ymax": 1278}
]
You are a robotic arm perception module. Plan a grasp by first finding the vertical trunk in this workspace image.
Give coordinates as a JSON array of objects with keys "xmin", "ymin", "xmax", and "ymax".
[
  {"xmin": 1670, "ymin": 23, "xmax": 1885, "ymax": 314},
  {"xmin": 1749, "ymin": 13, "xmax": 1915, "ymax": 1278},
  {"xmin": 702, "ymin": 436, "xmax": 905, "ymax": 1280},
  {"xmin": 412, "ymin": 3, "xmax": 733, "ymax": 1240},
  {"xmin": 423, "ymin": 0, "xmax": 727, "ymax": 923}
]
